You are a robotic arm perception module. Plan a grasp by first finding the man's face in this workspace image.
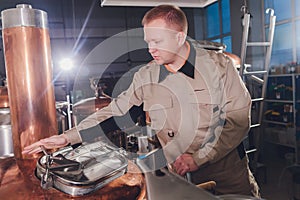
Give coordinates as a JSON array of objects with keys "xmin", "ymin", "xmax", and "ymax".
[{"xmin": 143, "ymin": 19, "xmax": 182, "ymax": 65}]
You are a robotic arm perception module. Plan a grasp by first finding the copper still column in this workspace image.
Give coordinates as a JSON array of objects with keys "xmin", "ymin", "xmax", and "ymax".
[{"xmin": 1, "ymin": 4, "xmax": 57, "ymax": 159}]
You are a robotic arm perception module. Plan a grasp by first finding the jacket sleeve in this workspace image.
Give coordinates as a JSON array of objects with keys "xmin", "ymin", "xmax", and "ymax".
[
  {"xmin": 192, "ymin": 57, "xmax": 251, "ymax": 167},
  {"xmin": 64, "ymin": 72, "xmax": 144, "ymax": 145}
]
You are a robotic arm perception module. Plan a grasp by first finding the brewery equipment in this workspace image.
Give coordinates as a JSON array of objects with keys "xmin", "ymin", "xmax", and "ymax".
[
  {"xmin": 36, "ymin": 141, "xmax": 128, "ymax": 196},
  {"xmin": 0, "ymin": 4, "xmax": 147, "ymax": 199},
  {"xmin": 0, "ymin": 85, "xmax": 13, "ymax": 158},
  {"xmin": 2, "ymin": 4, "xmax": 57, "ymax": 159}
]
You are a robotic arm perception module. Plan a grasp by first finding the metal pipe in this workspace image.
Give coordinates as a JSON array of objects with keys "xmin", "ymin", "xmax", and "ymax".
[{"xmin": 1, "ymin": 4, "xmax": 57, "ymax": 159}]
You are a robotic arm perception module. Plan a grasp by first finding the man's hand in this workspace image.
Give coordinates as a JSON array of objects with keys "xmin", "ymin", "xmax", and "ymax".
[
  {"xmin": 22, "ymin": 134, "xmax": 69, "ymax": 154},
  {"xmin": 173, "ymin": 153, "xmax": 199, "ymax": 176}
]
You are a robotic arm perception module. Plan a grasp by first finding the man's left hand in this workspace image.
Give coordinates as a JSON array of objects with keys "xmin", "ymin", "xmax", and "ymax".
[{"xmin": 173, "ymin": 153, "xmax": 199, "ymax": 176}]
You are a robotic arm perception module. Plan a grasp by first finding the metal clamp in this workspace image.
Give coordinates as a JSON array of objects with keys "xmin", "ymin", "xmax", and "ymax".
[
  {"xmin": 40, "ymin": 146, "xmax": 54, "ymax": 189},
  {"xmin": 39, "ymin": 146, "xmax": 66, "ymax": 189}
]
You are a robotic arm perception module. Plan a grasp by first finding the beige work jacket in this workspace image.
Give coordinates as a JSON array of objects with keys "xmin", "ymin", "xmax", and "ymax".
[{"xmin": 65, "ymin": 40, "xmax": 251, "ymax": 167}]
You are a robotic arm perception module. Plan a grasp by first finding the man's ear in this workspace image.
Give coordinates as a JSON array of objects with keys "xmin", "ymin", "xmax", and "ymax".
[{"xmin": 176, "ymin": 32, "xmax": 186, "ymax": 46}]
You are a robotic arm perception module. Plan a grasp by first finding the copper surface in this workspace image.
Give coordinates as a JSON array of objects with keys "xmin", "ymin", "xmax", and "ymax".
[
  {"xmin": 0, "ymin": 87, "xmax": 9, "ymax": 108},
  {"xmin": 2, "ymin": 27, "xmax": 57, "ymax": 159},
  {"xmin": 0, "ymin": 157, "xmax": 146, "ymax": 200},
  {"xmin": 73, "ymin": 97, "xmax": 111, "ymax": 115},
  {"xmin": 73, "ymin": 97, "xmax": 111, "ymax": 124},
  {"xmin": 223, "ymin": 52, "xmax": 241, "ymax": 67}
]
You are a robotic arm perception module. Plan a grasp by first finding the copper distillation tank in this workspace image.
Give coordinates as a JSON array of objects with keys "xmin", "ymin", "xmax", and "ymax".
[
  {"xmin": 0, "ymin": 5, "xmax": 146, "ymax": 200},
  {"xmin": 1, "ymin": 4, "xmax": 57, "ymax": 159}
]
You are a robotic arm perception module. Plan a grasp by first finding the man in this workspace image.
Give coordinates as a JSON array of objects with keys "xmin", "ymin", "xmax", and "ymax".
[{"xmin": 23, "ymin": 5, "xmax": 259, "ymax": 197}]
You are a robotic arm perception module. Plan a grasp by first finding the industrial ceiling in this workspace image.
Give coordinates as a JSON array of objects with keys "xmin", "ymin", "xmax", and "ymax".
[{"xmin": 101, "ymin": 0, "xmax": 218, "ymax": 8}]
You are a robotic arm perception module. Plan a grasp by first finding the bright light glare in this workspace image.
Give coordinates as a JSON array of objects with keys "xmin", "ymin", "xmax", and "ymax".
[{"xmin": 60, "ymin": 58, "xmax": 73, "ymax": 70}]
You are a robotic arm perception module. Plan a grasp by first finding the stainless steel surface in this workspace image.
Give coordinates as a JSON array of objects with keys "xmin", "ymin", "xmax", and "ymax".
[
  {"xmin": 0, "ymin": 108, "xmax": 10, "ymax": 125},
  {"xmin": 136, "ymin": 150, "xmax": 217, "ymax": 200},
  {"xmin": 1, "ymin": 4, "xmax": 48, "ymax": 29},
  {"xmin": 56, "ymin": 101, "xmax": 68, "ymax": 133},
  {"xmin": 138, "ymin": 136, "xmax": 148, "ymax": 153},
  {"xmin": 218, "ymin": 194, "xmax": 264, "ymax": 200},
  {"xmin": 0, "ymin": 157, "xmax": 145, "ymax": 200},
  {"xmin": 0, "ymin": 125, "xmax": 13, "ymax": 158},
  {"xmin": 140, "ymin": 168, "xmax": 218, "ymax": 200},
  {"xmin": 0, "ymin": 106, "xmax": 13, "ymax": 158},
  {"xmin": 35, "ymin": 141, "xmax": 128, "ymax": 196},
  {"xmin": 2, "ymin": 5, "xmax": 57, "ymax": 159}
]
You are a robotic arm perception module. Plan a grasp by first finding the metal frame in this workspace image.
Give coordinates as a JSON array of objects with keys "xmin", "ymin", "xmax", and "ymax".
[
  {"xmin": 239, "ymin": 8, "xmax": 276, "ymax": 172},
  {"xmin": 100, "ymin": 0, "xmax": 217, "ymax": 7}
]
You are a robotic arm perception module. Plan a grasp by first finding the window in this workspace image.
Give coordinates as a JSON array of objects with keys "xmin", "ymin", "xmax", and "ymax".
[
  {"xmin": 206, "ymin": 3, "xmax": 220, "ymax": 38},
  {"xmin": 264, "ymin": 0, "xmax": 300, "ymax": 66},
  {"xmin": 205, "ymin": 0, "xmax": 232, "ymax": 52},
  {"xmin": 296, "ymin": 20, "xmax": 300, "ymax": 61},
  {"xmin": 265, "ymin": 0, "xmax": 292, "ymax": 22},
  {"xmin": 221, "ymin": 0, "xmax": 231, "ymax": 34},
  {"xmin": 269, "ymin": 23, "xmax": 293, "ymax": 65},
  {"xmin": 296, "ymin": 0, "xmax": 300, "ymax": 16}
]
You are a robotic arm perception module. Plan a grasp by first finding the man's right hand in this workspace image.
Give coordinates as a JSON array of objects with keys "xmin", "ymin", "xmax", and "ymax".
[{"xmin": 22, "ymin": 134, "xmax": 69, "ymax": 154}]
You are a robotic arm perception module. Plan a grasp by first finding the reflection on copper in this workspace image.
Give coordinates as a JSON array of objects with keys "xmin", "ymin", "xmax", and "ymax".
[
  {"xmin": 2, "ymin": 27, "xmax": 57, "ymax": 159},
  {"xmin": 73, "ymin": 97, "xmax": 111, "ymax": 124},
  {"xmin": 73, "ymin": 97, "xmax": 111, "ymax": 115},
  {"xmin": 0, "ymin": 157, "xmax": 146, "ymax": 200},
  {"xmin": 223, "ymin": 52, "xmax": 241, "ymax": 67},
  {"xmin": 0, "ymin": 87, "xmax": 9, "ymax": 108}
]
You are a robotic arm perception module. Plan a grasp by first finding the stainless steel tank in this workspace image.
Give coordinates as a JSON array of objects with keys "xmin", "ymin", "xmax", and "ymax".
[
  {"xmin": 1, "ymin": 4, "xmax": 57, "ymax": 159},
  {"xmin": 0, "ymin": 108, "xmax": 13, "ymax": 158},
  {"xmin": 0, "ymin": 86, "xmax": 13, "ymax": 158}
]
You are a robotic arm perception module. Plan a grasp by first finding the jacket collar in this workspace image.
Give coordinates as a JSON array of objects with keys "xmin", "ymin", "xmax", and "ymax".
[{"xmin": 158, "ymin": 40, "xmax": 196, "ymax": 83}]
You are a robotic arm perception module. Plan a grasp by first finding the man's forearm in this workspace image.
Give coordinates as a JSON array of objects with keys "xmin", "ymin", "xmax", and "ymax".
[{"xmin": 192, "ymin": 105, "xmax": 251, "ymax": 167}]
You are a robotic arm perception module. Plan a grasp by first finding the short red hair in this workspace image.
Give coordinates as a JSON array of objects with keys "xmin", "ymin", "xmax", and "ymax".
[{"xmin": 142, "ymin": 5, "xmax": 188, "ymax": 34}]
